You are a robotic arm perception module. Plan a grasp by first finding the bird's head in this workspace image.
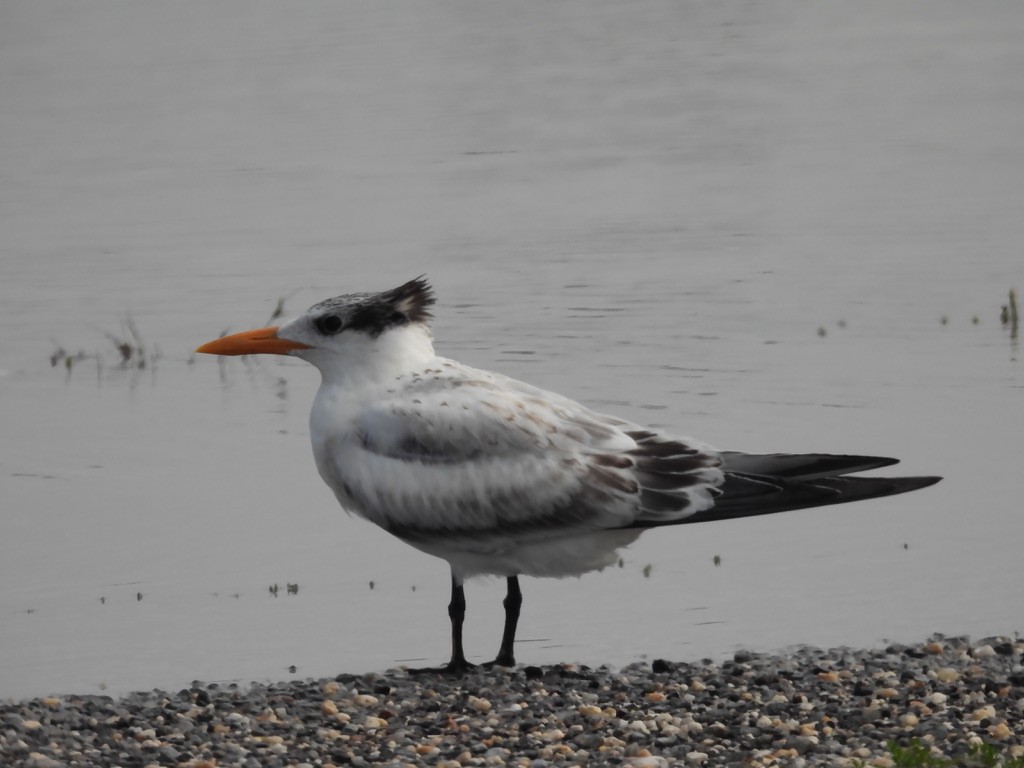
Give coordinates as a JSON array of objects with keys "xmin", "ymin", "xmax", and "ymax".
[{"xmin": 196, "ymin": 277, "xmax": 437, "ymax": 380}]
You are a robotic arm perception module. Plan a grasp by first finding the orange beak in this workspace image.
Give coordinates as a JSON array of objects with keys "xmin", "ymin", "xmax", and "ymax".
[{"xmin": 195, "ymin": 327, "xmax": 311, "ymax": 356}]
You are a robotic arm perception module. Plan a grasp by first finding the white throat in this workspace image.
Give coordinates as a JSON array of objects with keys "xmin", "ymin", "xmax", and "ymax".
[{"xmin": 300, "ymin": 323, "xmax": 437, "ymax": 390}]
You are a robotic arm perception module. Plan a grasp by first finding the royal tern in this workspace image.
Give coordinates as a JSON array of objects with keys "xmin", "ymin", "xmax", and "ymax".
[{"xmin": 196, "ymin": 277, "xmax": 940, "ymax": 673}]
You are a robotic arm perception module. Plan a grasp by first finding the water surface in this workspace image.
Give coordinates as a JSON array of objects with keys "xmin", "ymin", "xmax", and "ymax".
[{"xmin": 2, "ymin": 2, "xmax": 1022, "ymax": 700}]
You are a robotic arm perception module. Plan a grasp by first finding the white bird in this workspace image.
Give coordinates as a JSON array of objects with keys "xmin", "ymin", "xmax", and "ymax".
[{"xmin": 196, "ymin": 277, "xmax": 940, "ymax": 673}]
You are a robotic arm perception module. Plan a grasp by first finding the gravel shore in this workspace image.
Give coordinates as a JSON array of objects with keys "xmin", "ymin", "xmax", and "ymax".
[{"xmin": 3, "ymin": 634, "xmax": 1023, "ymax": 767}]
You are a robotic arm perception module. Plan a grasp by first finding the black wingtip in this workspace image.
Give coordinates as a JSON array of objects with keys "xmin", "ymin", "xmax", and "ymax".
[
  {"xmin": 718, "ymin": 452, "xmax": 904, "ymax": 481},
  {"xmin": 660, "ymin": 471, "xmax": 943, "ymax": 528},
  {"xmin": 899, "ymin": 475, "xmax": 942, "ymax": 492}
]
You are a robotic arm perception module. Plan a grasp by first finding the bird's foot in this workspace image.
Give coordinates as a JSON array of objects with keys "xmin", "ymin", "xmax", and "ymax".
[
  {"xmin": 407, "ymin": 658, "xmax": 477, "ymax": 676},
  {"xmin": 482, "ymin": 653, "xmax": 516, "ymax": 669}
]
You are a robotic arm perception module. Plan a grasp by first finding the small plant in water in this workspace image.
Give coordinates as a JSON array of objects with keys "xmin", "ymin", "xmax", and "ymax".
[
  {"xmin": 50, "ymin": 344, "xmax": 93, "ymax": 379},
  {"xmin": 266, "ymin": 296, "xmax": 287, "ymax": 325},
  {"xmin": 105, "ymin": 316, "xmax": 159, "ymax": 371},
  {"xmin": 51, "ymin": 316, "xmax": 160, "ymax": 381},
  {"xmin": 1002, "ymin": 288, "xmax": 1019, "ymax": 340}
]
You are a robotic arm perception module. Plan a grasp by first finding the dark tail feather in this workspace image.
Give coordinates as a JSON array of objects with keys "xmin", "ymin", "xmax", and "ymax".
[{"xmin": 639, "ymin": 453, "xmax": 941, "ymax": 528}]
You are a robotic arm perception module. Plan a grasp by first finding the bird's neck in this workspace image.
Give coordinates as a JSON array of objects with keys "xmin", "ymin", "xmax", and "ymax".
[{"xmin": 314, "ymin": 323, "xmax": 437, "ymax": 391}]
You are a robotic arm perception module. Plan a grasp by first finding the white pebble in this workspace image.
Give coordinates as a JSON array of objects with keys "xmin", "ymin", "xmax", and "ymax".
[
  {"xmin": 627, "ymin": 758, "xmax": 668, "ymax": 768},
  {"xmin": 989, "ymin": 722, "xmax": 1012, "ymax": 740},
  {"xmin": 468, "ymin": 696, "xmax": 492, "ymax": 713},
  {"xmin": 970, "ymin": 705, "xmax": 997, "ymax": 721},
  {"xmin": 321, "ymin": 700, "xmax": 338, "ymax": 716}
]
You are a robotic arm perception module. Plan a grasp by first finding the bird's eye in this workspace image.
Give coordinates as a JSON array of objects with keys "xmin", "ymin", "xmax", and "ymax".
[{"xmin": 315, "ymin": 315, "xmax": 343, "ymax": 335}]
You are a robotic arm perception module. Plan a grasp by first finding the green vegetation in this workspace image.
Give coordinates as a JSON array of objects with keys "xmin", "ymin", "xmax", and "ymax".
[{"xmin": 851, "ymin": 739, "xmax": 1024, "ymax": 768}]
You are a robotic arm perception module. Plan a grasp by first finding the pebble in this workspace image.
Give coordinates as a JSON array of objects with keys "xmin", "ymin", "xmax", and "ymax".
[
  {"xmin": 320, "ymin": 698, "xmax": 338, "ymax": 715},
  {"xmin": 970, "ymin": 705, "xmax": 997, "ymax": 721},
  {"xmin": 974, "ymin": 644, "xmax": 997, "ymax": 659},
  {"xmin": 935, "ymin": 666, "xmax": 960, "ymax": 682},
  {"xmin": 2, "ymin": 633, "xmax": 1022, "ymax": 767},
  {"xmin": 990, "ymin": 722, "xmax": 1012, "ymax": 740},
  {"xmin": 468, "ymin": 695, "xmax": 492, "ymax": 713}
]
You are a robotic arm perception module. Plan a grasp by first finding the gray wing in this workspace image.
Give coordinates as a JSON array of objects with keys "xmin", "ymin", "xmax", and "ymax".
[{"xmin": 322, "ymin": 373, "xmax": 723, "ymax": 547}]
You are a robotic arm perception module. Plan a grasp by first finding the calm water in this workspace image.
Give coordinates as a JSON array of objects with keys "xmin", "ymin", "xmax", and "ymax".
[{"xmin": 2, "ymin": 2, "xmax": 1022, "ymax": 700}]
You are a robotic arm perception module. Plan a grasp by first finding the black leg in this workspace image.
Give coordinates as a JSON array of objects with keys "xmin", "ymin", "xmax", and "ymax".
[
  {"xmin": 408, "ymin": 575, "xmax": 476, "ymax": 675},
  {"xmin": 490, "ymin": 576, "xmax": 521, "ymax": 667},
  {"xmin": 446, "ymin": 576, "xmax": 473, "ymax": 673}
]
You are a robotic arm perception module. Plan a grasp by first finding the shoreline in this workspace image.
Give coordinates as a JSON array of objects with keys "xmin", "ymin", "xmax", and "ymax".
[{"xmin": 3, "ymin": 633, "xmax": 1022, "ymax": 767}]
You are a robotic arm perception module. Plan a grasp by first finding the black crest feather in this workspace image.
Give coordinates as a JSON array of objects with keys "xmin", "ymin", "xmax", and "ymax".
[
  {"xmin": 344, "ymin": 276, "xmax": 435, "ymax": 337},
  {"xmin": 381, "ymin": 276, "xmax": 435, "ymax": 325}
]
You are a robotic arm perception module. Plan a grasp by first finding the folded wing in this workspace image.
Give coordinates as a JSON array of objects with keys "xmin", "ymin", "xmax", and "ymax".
[{"xmin": 319, "ymin": 370, "xmax": 723, "ymax": 549}]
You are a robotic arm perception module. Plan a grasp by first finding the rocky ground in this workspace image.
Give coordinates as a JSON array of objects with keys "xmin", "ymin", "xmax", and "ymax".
[{"xmin": 3, "ymin": 634, "xmax": 1023, "ymax": 767}]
